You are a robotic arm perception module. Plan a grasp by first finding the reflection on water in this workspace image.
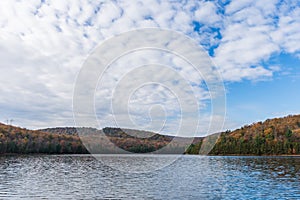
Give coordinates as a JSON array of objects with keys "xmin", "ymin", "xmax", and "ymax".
[{"xmin": 0, "ymin": 155, "xmax": 299, "ymax": 199}]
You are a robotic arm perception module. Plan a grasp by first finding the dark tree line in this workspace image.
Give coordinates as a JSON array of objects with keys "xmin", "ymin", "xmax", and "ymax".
[
  {"xmin": 0, "ymin": 124, "xmax": 88, "ymax": 154},
  {"xmin": 186, "ymin": 115, "xmax": 300, "ymax": 155},
  {"xmin": 1, "ymin": 114, "xmax": 300, "ymax": 155}
]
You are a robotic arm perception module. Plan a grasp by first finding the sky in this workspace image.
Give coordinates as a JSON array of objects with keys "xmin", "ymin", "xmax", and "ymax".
[{"xmin": 0, "ymin": 0, "xmax": 299, "ymax": 136}]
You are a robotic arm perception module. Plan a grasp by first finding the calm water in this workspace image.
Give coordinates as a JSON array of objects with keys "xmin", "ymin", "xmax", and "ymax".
[{"xmin": 0, "ymin": 155, "xmax": 299, "ymax": 199}]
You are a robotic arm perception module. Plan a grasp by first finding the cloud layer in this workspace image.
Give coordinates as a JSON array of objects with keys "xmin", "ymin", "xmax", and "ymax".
[{"xmin": 0, "ymin": 0, "xmax": 299, "ymax": 134}]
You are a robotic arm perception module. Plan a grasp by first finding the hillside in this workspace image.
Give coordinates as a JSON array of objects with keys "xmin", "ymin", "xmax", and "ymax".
[
  {"xmin": 186, "ymin": 114, "xmax": 300, "ymax": 155},
  {"xmin": 1, "ymin": 114, "xmax": 300, "ymax": 155},
  {"xmin": 0, "ymin": 123, "xmax": 87, "ymax": 154},
  {"xmin": 0, "ymin": 124, "xmax": 202, "ymax": 154},
  {"xmin": 40, "ymin": 127, "xmax": 202, "ymax": 154}
]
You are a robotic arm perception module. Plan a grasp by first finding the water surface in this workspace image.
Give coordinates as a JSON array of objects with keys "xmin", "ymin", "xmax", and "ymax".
[{"xmin": 0, "ymin": 155, "xmax": 299, "ymax": 199}]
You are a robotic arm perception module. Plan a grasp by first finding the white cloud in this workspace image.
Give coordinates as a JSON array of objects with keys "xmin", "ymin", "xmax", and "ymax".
[
  {"xmin": 213, "ymin": 23, "xmax": 279, "ymax": 80},
  {"xmin": 194, "ymin": 1, "xmax": 221, "ymax": 25},
  {"xmin": 0, "ymin": 0, "xmax": 299, "ymax": 134},
  {"xmin": 225, "ymin": 0, "xmax": 254, "ymax": 14},
  {"xmin": 212, "ymin": 0, "xmax": 300, "ymax": 81},
  {"xmin": 271, "ymin": 6, "xmax": 300, "ymax": 54}
]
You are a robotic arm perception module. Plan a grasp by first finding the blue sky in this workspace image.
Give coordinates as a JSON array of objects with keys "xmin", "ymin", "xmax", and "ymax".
[
  {"xmin": 0, "ymin": 0, "xmax": 299, "ymax": 136},
  {"xmin": 227, "ymin": 53, "xmax": 300, "ymax": 128}
]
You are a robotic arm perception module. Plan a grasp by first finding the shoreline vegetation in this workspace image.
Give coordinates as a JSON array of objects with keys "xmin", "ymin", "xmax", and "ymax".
[
  {"xmin": 0, "ymin": 114, "xmax": 300, "ymax": 156},
  {"xmin": 1, "ymin": 153, "xmax": 300, "ymax": 157}
]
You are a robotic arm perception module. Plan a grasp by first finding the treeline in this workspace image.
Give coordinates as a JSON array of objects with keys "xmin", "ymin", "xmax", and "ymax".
[
  {"xmin": 186, "ymin": 114, "xmax": 300, "ymax": 155},
  {"xmin": 2, "ymin": 114, "xmax": 300, "ymax": 155},
  {"xmin": 0, "ymin": 123, "xmax": 88, "ymax": 154},
  {"xmin": 209, "ymin": 132, "xmax": 300, "ymax": 155},
  {"xmin": 38, "ymin": 127, "xmax": 79, "ymax": 135},
  {"xmin": 38, "ymin": 127, "xmax": 98, "ymax": 136},
  {"xmin": 42, "ymin": 127, "xmax": 201, "ymax": 154},
  {"xmin": 0, "ymin": 124, "xmax": 191, "ymax": 154}
]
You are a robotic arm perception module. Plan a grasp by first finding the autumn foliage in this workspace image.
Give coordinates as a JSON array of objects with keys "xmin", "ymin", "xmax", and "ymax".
[
  {"xmin": 0, "ymin": 123, "xmax": 88, "ymax": 154},
  {"xmin": 204, "ymin": 114, "xmax": 300, "ymax": 155},
  {"xmin": 1, "ymin": 114, "xmax": 300, "ymax": 155}
]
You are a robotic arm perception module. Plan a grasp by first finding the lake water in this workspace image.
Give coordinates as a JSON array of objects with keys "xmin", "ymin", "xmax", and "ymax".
[{"xmin": 0, "ymin": 155, "xmax": 299, "ymax": 199}]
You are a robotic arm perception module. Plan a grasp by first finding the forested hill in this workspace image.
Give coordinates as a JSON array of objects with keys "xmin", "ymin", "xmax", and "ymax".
[
  {"xmin": 40, "ymin": 127, "xmax": 193, "ymax": 142},
  {"xmin": 187, "ymin": 114, "xmax": 300, "ymax": 155},
  {"xmin": 0, "ymin": 123, "xmax": 87, "ymax": 154},
  {"xmin": 1, "ymin": 125, "xmax": 202, "ymax": 154},
  {"xmin": 40, "ymin": 127, "xmax": 202, "ymax": 153},
  {"xmin": 1, "ymin": 114, "xmax": 300, "ymax": 155},
  {"xmin": 38, "ymin": 127, "xmax": 98, "ymax": 135}
]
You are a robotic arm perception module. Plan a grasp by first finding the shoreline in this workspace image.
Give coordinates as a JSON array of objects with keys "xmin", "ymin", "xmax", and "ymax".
[{"xmin": 1, "ymin": 153, "xmax": 300, "ymax": 157}]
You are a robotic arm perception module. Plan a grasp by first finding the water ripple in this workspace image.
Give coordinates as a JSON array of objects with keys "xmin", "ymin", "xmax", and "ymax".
[{"xmin": 0, "ymin": 155, "xmax": 299, "ymax": 199}]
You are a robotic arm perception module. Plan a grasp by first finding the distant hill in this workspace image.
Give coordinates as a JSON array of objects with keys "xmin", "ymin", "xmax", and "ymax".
[
  {"xmin": 1, "ymin": 114, "xmax": 300, "ymax": 155},
  {"xmin": 0, "ymin": 123, "xmax": 87, "ymax": 154},
  {"xmin": 39, "ymin": 127, "xmax": 202, "ymax": 154},
  {"xmin": 186, "ymin": 114, "xmax": 300, "ymax": 155},
  {"xmin": 40, "ymin": 127, "xmax": 201, "ymax": 141},
  {"xmin": 38, "ymin": 127, "xmax": 98, "ymax": 136}
]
